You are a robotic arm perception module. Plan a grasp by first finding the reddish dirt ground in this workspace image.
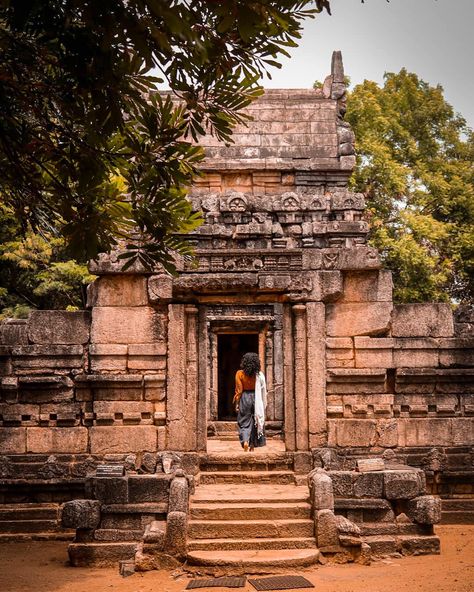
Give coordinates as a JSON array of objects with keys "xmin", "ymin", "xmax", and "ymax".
[{"xmin": 0, "ymin": 525, "xmax": 472, "ymax": 592}]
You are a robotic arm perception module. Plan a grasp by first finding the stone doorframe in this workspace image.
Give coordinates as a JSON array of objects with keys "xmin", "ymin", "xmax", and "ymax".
[
  {"xmin": 166, "ymin": 301, "xmax": 327, "ymax": 453},
  {"xmin": 207, "ymin": 322, "xmax": 271, "ymax": 423}
]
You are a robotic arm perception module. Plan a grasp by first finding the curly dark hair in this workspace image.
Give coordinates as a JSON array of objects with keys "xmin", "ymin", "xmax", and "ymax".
[{"xmin": 241, "ymin": 352, "xmax": 261, "ymax": 377}]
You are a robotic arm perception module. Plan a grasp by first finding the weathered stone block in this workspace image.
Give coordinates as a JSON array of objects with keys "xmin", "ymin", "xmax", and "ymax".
[
  {"xmin": 354, "ymin": 337, "xmax": 394, "ymax": 368},
  {"xmin": 293, "ymin": 451, "xmax": 312, "ymax": 474},
  {"xmin": 168, "ymin": 475, "xmax": 189, "ymax": 513},
  {"xmin": 88, "ymin": 476, "xmax": 128, "ymax": 504},
  {"xmin": 75, "ymin": 374, "xmax": 144, "ymax": 402},
  {"xmin": 90, "ymin": 344, "xmax": 128, "ymax": 372},
  {"xmin": 87, "ymin": 276, "xmax": 148, "ymax": 307},
  {"xmin": 341, "ymin": 270, "xmax": 393, "ymax": 303},
  {"xmin": 164, "ymin": 511, "xmax": 187, "ymax": 558},
  {"xmin": 28, "ymin": 311, "xmax": 90, "ymax": 345},
  {"xmin": 406, "ymin": 495, "xmax": 441, "ymax": 525},
  {"xmin": 330, "ymin": 471, "xmax": 353, "ymax": 497},
  {"xmin": 308, "ymin": 469, "xmax": 334, "ymax": 510},
  {"xmin": 128, "ymin": 475, "xmax": 171, "ymax": 504},
  {"xmin": 393, "ymin": 338, "xmax": 439, "ymax": 368},
  {"xmin": 12, "ymin": 345, "xmax": 84, "ymax": 370},
  {"xmin": 438, "ymin": 338, "xmax": 474, "ymax": 367},
  {"xmin": 0, "ymin": 319, "xmax": 28, "ymax": 345},
  {"xmin": 144, "ymin": 375, "xmax": 166, "ymax": 402},
  {"xmin": 392, "ymin": 304, "xmax": 454, "ymax": 337},
  {"xmin": 353, "ymin": 472, "xmax": 384, "ymax": 498},
  {"xmin": 18, "ymin": 376, "xmax": 74, "ymax": 404},
  {"xmin": 316, "ymin": 509, "xmax": 339, "ymax": 548},
  {"xmin": 148, "ymin": 275, "xmax": 173, "ymax": 303},
  {"xmin": 0, "ymin": 427, "xmax": 26, "ymax": 453},
  {"xmin": 330, "ymin": 419, "xmax": 377, "ymax": 447},
  {"xmin": 62, "ymin": 500, "xmax": 101, "ymax": 529},
  {"xmin": 397, "ymin": 418, "xmax": 454, "ymax": 447},
  {"xmin": 89, "ymin": 426, "xmax": 157, "ymax": 454},
  {"xmin": 384, "ymin": 470, "xmax": 421, "ymax": 500},
  {"xmin": 326, "ymin": 303, "xmax": 392, "ymax": 337},
  {"xmin": 27, "ymin": 427, "xmax": 88, "ymax": 453},
  {"xmin": 91, "ymin": 307, "xmax": 164, "ymax": 344}
]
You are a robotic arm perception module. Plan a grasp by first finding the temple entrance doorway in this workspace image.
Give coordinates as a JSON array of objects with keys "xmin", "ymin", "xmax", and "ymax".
[{"xmin": 217, "ymin": 333, "xmax": 259, "ymax": 420}]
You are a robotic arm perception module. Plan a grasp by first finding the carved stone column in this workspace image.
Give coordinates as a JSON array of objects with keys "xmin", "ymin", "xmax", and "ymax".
[
  {"xmin": 293, "ymin": 304, "xmax": 309, "ymax": 451},
  {"xmin": 265, "ymin": 329, "xmax": 275, "ymax": 421},
  {"xmin": 306, "ymin": 302, "xmax": 327, "ymax": 447},
  {"xmin": 283, "ymin": 304, "xmax": 296, "ymax": 451},
  {"xmin": 166, "ymin": 304, "xmax": 187, "ymax": 450},
  {"xmin": 184, "ymin": 305, "xmax": 198, "ymax": 451},
  {"xmin": 166, "ymin": 304, "xmax": 198, "ymax": 451},
  {"xmin": 196, "ymin": 309, "xmax": 209, "ymax": 451}
]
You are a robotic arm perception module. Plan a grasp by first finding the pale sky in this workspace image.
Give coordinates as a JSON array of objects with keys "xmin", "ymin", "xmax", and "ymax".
[{"xmin": 263, "ymin": 0, "xmax": 474, "ymax": 127}]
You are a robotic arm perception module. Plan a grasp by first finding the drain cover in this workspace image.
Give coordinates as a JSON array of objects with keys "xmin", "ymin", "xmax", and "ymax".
[
  {"xmin": 186, "ymin": 576, "xmax": 247, "ymax": 589},
  {"xmin": 249, "ymin": 575, "xmax": 315, "ymax": 591}
]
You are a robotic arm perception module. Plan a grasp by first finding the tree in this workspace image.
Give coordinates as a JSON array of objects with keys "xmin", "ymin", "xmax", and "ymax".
[
  {"xmin": 345, "ymin": 70, "xmax": 474, "ymax": 304},
  {"xmin": 0, "ymin": 204, "xmax": 94, "ymax": 319},
  {"xmin": 0, "ymin": 0, "xmax": 331, "ymax": 273}
]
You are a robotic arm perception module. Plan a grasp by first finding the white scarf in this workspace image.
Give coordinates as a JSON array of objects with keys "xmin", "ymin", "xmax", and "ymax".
[{"xmin": 254, "ymin": 371, "xmax": 267, "ymax": 438}]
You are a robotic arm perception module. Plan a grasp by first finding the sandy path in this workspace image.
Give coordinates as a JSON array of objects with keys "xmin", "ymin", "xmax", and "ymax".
[{"xmin": 0, "ymin": 526, "xmax": 472, "ymax": 592}]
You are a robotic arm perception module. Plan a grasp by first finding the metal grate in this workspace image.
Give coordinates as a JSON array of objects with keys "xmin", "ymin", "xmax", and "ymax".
[
  {"xmin": 186, "ymin": 576, "xmax": 247, "ymax": 589},
  {"xmin": 249, "ymin": 575, "xmax": 315, "ymax": 591}
]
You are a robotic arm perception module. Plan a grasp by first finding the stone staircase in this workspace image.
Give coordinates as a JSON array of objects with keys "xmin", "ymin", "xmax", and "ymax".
[
  {"xmin": 0, "ymin": 503, "xmax": 74, "ymax": 541},
  {"xmin": 186, "ymin": 447, "xmax": 319, "ymax": 572}
]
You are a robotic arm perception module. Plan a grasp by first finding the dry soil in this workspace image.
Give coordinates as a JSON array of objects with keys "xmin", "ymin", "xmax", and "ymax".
[{"xmin": 0, "ymin": 525, "xmax": 472, "ymax": 592}]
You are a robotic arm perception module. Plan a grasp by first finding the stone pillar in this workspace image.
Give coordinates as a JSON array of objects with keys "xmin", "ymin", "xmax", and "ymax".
[
  {"xmin": 209, "ymin": 331, "xmax": 218, "ymax": 421},
  {"xmin": 273, "ymin": 305, "xmax": 284, "ymax": 422},
  {"xmin": 293, "ymin": 304, "xmax": 309, "ymax": 451},
  {"xmin": 306, "ymin": 302, "xmax": 327, "ymax": 447},
  {"xmin": 167, "ymin": 304, "xmax": 196, "ymax": 450},
  {"xmin": 265, "ymin": 329, "xmax": 275, "ymax": 421},
  {"xmin": 283, "ymin": 304, "xmax": 296, "ymax": 451},
  {"xmin": 184, "ymin": 306, "xmax": 198, "ymax": 451},
  {"xmin": 196, "ymin": 308, "xmax": 209, "ymax": 451}
]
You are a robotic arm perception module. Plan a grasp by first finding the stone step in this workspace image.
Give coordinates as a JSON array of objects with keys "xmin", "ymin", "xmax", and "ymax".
[
  {"xmin": 188, "ymin": 537, "xmax": 317, "ymax": 551},
  {"xmin": 94, "ymin": 529, "xmax": 143, "ymax": 542},
  {"xmin": 0, "ymin": 531, "xmax": 74, "ymax": 542},
  {"xmin": 186, "ymin": 549, "xmax": 320, "ymax": 572},
  {"xmin": 188, "ymin": 519, "xmax": 314, "ymax": 540},
  {"xmin": 198, "ymin": 471, "xmax": 295, "ymax": 485},
  {"xmin": 363, "ymin": 534, "xmax": 440, "ymax": 556},
  {"xmin": 68, "ymin": 542, "xmax": 139, "ymax": 567},
  {"xmin": 359, "ymin": 522, "xmax": 432, "ymax": 536},
  {"xmin": 441, "ymin": 511, "xmax": 474, "ymax": 524},
  {"xmin": 190, "ymin": 502, "xmax": 311, "ymax": 521},
  {"xmin": 362, "ymin": 535, "xmax": 399, "ymax": 556},
  {"xmin": 0, "ymin": 503, "xmax": 59, "ymax": 521},
  {"xmin": 192, "ymin": 484, "xmax": 309, "ymax": 504},
  {"xmin": 201, "ymin": 454, "xmax": 293, "ymax": 473},
  {"xmin": 0, "ymin": 519, "xmax": 60, "ymax": 533},
  {"xmin": 398, "ymin": 535, "xmax": 440, "ymax": 556}
]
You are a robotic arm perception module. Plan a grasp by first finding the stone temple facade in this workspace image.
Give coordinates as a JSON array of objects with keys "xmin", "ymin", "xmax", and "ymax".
[{"xmin": 0, "ymin": 53, "xmax": 473, "ymax": 569}]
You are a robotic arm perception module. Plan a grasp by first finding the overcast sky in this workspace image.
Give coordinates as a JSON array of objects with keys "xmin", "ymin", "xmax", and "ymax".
[{"xmin": 263, "ymin": 0, "xmax": 473, "ymax": 127}]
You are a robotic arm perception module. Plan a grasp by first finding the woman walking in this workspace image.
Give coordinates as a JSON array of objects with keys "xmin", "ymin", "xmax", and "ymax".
[{"xmin": 233, "ymin": 352, "xmax": 267, "ymax": 451}]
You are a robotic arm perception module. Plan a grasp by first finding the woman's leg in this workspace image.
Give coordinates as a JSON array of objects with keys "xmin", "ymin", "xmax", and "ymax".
[{"xmin": 237, "ymin": 391, "xmax": 253, "ymax": 449}]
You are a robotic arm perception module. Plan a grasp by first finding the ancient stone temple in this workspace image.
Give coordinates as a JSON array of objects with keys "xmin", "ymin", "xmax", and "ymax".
[{"xmin": 0, "ymin": 53, "xmax": 473, "ymax": 570}]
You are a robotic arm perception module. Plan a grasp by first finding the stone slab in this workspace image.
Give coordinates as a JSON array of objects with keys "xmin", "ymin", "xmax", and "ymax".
[
  {"xmin": 392, "ymin": 304, "xmax": 454, "ymax": 337},
  {"xmin": 91, "ymin": 307, "xmax": 165, "ymax": 344},
  {"xmin": 89, "ymin": 426, "xmax": 157, "ymax": 454},
  {"xmin": 326, "ymin": 303, "xmax": 392, "ymax": 337},
  {"xmin": 26, "ymin": 427, "xmax": 88, "ymax": 453},
  {"xmin": 28, "ymin": 311, "xmax": 90, "ymax": 345}
]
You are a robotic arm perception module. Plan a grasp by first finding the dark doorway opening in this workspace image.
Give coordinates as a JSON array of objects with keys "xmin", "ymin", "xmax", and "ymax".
[{"xmin": 217, "ymin": 333, "xmax": 259, "ymax": 420}]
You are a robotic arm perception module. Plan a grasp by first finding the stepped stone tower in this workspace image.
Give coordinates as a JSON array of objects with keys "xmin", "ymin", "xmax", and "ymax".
[{"xmin": 0, "ymin": 53, "xmax": 473, "ymax": 562}]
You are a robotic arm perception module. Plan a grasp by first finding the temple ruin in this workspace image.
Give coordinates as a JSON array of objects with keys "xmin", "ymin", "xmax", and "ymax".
[{"xmin": 0, "ymin": 52, "xmax": 472, "ymax": 571}]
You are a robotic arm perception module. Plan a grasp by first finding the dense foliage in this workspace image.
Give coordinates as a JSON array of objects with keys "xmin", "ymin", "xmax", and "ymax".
[
  {"xmin": 0, "ymin": 0, "xmax": 330, "ymax": 275},
  {"xmin": 0, "ymin": 0, "xmax": 334, "ymax": 317},
  {"xmin": 346, "ymin": 70, "xmax": 474, "ymax": 304}
]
